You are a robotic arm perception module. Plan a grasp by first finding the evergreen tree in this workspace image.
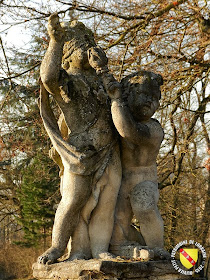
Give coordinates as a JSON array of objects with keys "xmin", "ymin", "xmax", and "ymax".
[
  {"xmin": 0, "ymin": 20, "xmax": 60, "ymax": 246},
  {"xmin": 17, "ymin": 152, "xmax": 59, "ymax": 247}
]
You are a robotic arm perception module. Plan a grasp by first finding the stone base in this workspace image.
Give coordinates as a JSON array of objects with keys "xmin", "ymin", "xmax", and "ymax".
[
  {"xmin": 110, "ymin": 244, "xmax": 154, "ymax": 261},
  {"xmin": 33, "ymin": 259, "xmax": 198, "ymax": 280}
]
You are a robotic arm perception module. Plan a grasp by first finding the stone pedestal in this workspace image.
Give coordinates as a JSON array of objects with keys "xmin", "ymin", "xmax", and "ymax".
[{"xmin": 33, "ymin": 259, "xmax": 197, "ymax": 280}]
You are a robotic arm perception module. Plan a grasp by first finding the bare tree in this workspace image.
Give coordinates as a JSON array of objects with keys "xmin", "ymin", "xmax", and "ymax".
[{"xmin": 0, "ymin": 0, "xmax": 209, "ymax": 251}]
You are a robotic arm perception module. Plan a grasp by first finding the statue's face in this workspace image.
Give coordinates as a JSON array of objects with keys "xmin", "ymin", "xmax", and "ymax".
[
  {"xmin": 127, "ymin": 85, "xmax": 160, "ymax": 121},
  {"xmin": 67, "ymin": 46, "xmax": 90, "ymax": 70}
]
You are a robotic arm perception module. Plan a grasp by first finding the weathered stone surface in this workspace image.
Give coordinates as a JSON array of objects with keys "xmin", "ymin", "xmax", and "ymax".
[
  {"xmin": 38, "ymin": 13, "xmax": 122, "ymax": 264},
  {"xmin": 38, "ymin": 12, "xmax": 169, "ymax": 266},
  {"xmin": 110, "ymin": 244, "xmax": 154, "ymax": 261},
  {"xmin": 88, "ymin": 48, "xmax": 169, "ymax": 259},
  {"xmin": 33, "ymin": 259, "xmax": 193, "ymax": 280}
]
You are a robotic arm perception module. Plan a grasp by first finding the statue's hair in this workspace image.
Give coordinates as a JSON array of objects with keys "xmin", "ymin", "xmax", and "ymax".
[
  {"xmin": 121, "ymin": 70, "xmax": 163, "ymax": 100},
  {"xmin": 62, "ymin": 20, "xmax": 96, "ymax": 66}
]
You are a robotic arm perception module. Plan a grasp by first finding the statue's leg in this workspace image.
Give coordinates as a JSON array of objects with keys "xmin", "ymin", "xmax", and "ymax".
[
  {"xmin": 38, "ymin": 170, "xmax": 92, "ymax": 264},
  {"xmin": 126, "ymin": 224, "xmax": 146, "ymax": 246},
  {"xmin": 69, "ymin": 186, "xmax": 100, "ymax": 260},
  {"xmin": 89, "ymin": 148, "xmax": 122, "ymax": 259},
  {"xmin": 130, "ymin": 181, "xmax": 164, "ymax": 248},
  {"xmin": 110, "ymin": 174, "xmax": 134, "ymax": 249},
  {"xmin": 69, "ymin": 164, "xmax": 113, "ymax": 260},
  {"xmin": 68, "ymin": 216, "xmax": 91, "ymax": 260}
]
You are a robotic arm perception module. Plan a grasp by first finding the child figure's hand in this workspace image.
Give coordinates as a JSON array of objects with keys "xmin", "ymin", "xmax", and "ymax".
[
  {"xmin": 87, "ymin": 47, "xmax": 108, "ymax": 71},
  {"xmin": 48, "ymin": 13, "xmax": 65, "ymax": 42},
  {"xmin": 88, "ymin": 46, "xmax": 121, "ymax": 99},
  {"xmin": 105, "ymin": 78, "xmax": 122, "ymax": 99},
  {"xmin": 101, "ymin": 73, "xmax": 121, "ymax": 99}
]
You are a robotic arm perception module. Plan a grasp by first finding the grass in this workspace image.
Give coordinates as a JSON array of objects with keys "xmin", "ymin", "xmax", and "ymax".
[{"xmin": 0, "ymin": 244, "xmax": 42, "ymax": 279}]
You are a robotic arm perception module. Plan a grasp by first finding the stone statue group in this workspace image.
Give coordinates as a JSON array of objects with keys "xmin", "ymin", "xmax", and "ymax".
[{"xmin": 38, "ymin": 14, "xmax": 169, "ymax": 265}]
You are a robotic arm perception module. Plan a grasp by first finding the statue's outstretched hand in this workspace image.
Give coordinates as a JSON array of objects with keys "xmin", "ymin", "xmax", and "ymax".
[
  {"xmin": 105, "ymin": 78, "xmax": 121, "ymax": 99},
  {"xmin": 88, "ymin": 46, "xmax": 121, "ymax": 99},
  {"xmin": 48, "ymin": 13, "xmax": 65, "ymax": 42},
  {"xmin": 87, "ymin": 47, "xmax": 108, "ymax": 72}
]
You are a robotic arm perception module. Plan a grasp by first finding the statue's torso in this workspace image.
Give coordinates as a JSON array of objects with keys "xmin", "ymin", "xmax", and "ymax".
[{"xmin": 55, "ymin": 71, "xmax": 116, "ymax": 153}]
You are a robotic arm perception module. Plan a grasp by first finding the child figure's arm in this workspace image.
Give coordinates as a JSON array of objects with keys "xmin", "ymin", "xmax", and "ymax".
[
  {"xmin": 88, "ymin": 47, "xmax": 150, "ymax": 143},
  {"xmin": 40, "ymin": 13, "xmax": 65, "ymax": 96},
  {"xmin": 110, "ymin": 96, "xmax": 151, "ymax": 143}
]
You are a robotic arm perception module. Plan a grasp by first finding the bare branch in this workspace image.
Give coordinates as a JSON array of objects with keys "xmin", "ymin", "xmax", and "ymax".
[{"xmin": 106, "ymin": 0, "xmax": 188, "ymax": 49}]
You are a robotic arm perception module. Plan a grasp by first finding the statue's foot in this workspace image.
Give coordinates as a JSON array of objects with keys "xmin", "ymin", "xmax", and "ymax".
[
  {"xmin": 37, "ymin": 247, "xmax": 64, "ymax": 265},
  {"xmin": 153, "ymin": 247, "xmax": 171, "ymax": 260},
  {"xmin": 68, "ymin": 252, "xmax": 90, "ymax": 261},
  {"xmin": 98, "ymin": 252, "xmax": 116, "ymax": 259}
]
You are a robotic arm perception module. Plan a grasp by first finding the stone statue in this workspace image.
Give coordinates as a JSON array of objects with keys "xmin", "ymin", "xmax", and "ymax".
[
  {"xmin": 87, "ymin": 47, "xmax": 170, "ymax": 259},
  {"xmin": 37, "ymin": 12, "xmax": 169, "ymax": 265},
  {"xmin": 38, "ymin": 14, "xmax": 121, "ymax": 264}
]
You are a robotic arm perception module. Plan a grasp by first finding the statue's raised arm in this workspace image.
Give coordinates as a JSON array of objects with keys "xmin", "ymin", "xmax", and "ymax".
[
  {"xmin": 37, "ymin": 14, "xmax": 122, "ymax": 265},
  {"xmin": 40, "ymin": 14, "xmax": 65, "ymax": 95},
  {"xmin": 88, "ymin": 47, "xmax": 152, "ymax": 144}
]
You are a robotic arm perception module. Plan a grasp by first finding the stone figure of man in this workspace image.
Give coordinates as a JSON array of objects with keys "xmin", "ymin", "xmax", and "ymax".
[{"xmin": 38, "ymin": 14, "xmax": 121, "ymax": 264}]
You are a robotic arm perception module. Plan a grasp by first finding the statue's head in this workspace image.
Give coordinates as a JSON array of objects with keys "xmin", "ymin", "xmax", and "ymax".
[
  {"xmin": 121, "ymin": 71, "xmax": 163, "ymax": 121},
  {"xmin": 62, "ymin": 21, "xmax": 96, "ymax": 71}
]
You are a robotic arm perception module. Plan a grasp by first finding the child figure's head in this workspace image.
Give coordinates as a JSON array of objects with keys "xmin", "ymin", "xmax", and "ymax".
[
  {"xmin": 62, "ymin": 21, "xmax": 96, "ymax": 71},
  {"xmin": 121, "ymin": 71, "xmax": 163, "ymax": 121}
]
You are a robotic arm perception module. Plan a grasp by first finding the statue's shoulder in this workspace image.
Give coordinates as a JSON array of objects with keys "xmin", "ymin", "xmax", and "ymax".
[
  {"xmin": 150, "ymin": 118, "xmax": 164, "ymax": 140},
  {"xmin": 151, "ymin": 118, "xmax": 161, "ymax": 126}
]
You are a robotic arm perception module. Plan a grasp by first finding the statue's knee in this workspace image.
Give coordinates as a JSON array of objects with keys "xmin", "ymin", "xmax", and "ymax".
[
  {"xmin": 130, "ymin": 181, "xmax": 159, "ymax": 213},
  {"xmin": 60, "ymin": 195, "xmax": 82, "ymax": 214}
]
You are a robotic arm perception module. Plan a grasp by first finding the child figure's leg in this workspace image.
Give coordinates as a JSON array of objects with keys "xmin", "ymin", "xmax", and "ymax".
[
  {"xmin": 38, "ymin": 169, "xmax": 92, "ymax": 264},
  {"xmin": 130, "ymin": 181, "xmax": 164, "ymax": 248},
  {"xmin": 110, "ymin": 190, "xmax": 134, "ymax": 246},
  {"xmin": 110, "ymin": 168, "xmax": 141, "ymax": 248},
  {"xmin": 88, "ymin": 147, "xmax": 122, "ymax": 258}
]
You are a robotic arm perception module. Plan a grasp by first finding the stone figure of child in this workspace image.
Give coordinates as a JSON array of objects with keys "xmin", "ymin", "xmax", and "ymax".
[
  {"xmin": 38, "ymin": 15, "xmax": 121, "ymax": 264},
  {"xmin": 88, "ymin": 47, "xmax": 169, "ymax": 259}
]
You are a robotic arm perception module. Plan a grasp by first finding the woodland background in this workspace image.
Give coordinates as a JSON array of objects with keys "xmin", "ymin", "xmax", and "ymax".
[{"xmin": 0, "ymin": 0, "xmax": 209, "ymax": 279}]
